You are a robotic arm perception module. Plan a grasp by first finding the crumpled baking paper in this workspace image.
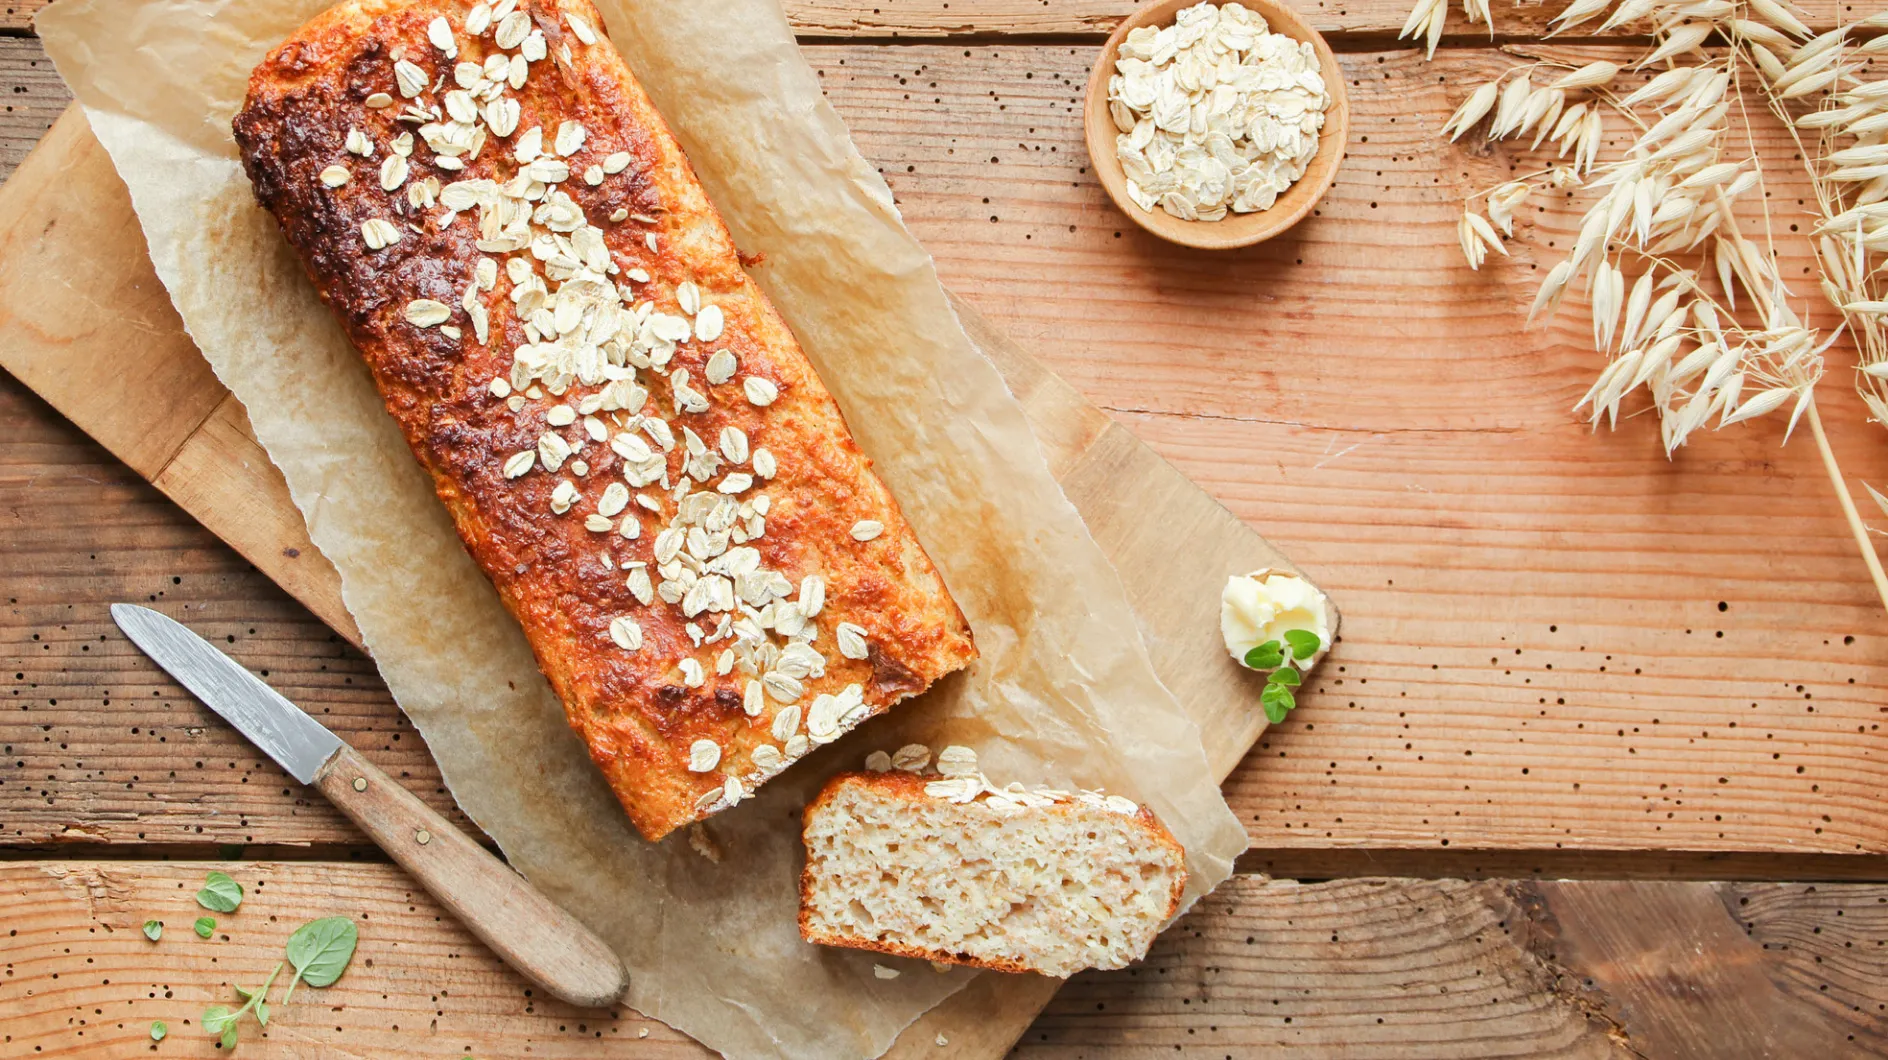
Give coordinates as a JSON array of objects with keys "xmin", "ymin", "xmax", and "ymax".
[{"xmin": 36, "ymin": 0, "xmax": 1249, "ymax": 1056}]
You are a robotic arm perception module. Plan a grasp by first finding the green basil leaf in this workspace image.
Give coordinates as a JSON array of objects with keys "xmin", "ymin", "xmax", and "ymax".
[
  {"xmin": 220, "ymin": 1023, "xmax": 239, "ymax": 1050},
  {"xmin": 195, "ymin": 871, "xmax": 243, "ymax": 913},
  {"xmin": 233, "ymin": 984, "xmax": 255, "ymax": 1002},
  {"xmin": 194, "ymin": 917, "xmax": 216, "ymax": 939},
  {"xmin": 1260, "ymin": 682, "xmax": 1294, "ymax": 724},
  {"xmin": 1243, "ymin": 640, "xmax": 1284, "ymax": 670},
  {"xmin": 285, "ymin": 917, "xmax": 359, "ymax": 988},
  {"xmin": 1268, "ymin": 666, "xmax": 1301, "ymax": 687},
  {"xmin": 254, "ymin": 999, "xmax": 270, "ymax": 1027},
  {"xmin": 202, "ymin": 1005, "xmax": 235, "ymax": 1034},
  {"xmin": 142, "ymin": 920, "xmax": 163, "ymax": 942},
  {"xmin": 1284, "ymin": 629, "xmax": 1322, "ymax": 661},
  {"xmin": 150, "ymin": 1021, "xmax": 167, "ymax": 1042}
]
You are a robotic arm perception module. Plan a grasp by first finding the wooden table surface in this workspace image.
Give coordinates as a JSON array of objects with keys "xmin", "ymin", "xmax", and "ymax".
[{"xmin": 3, "ymin": 1, "xmax": 1887, "ymax": 1057}]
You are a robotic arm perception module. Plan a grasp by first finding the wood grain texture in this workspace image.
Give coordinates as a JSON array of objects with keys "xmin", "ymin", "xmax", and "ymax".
[
  {"xmin": 1535, "ymin": 881, "xmax": 1876, "ymax": 1057},
  {"xmin": 0, "ymin": 0, "xmax": 1864, "ymax": 38},
  {"xmin": 0, "ymin": 38, "xmax": 63, "ymax": 175},
  {"xmin": 832, "ymin": 42, "xmax": 1888, "ymax": 856},
  {"xmin": 4, "ymin": 863, "xmax": 1884, "ymax": 1058},
  {"xmin": 150, "ymin": 394, "xmax": 359, "ymax": 646},
  {"xmin": 0, "ymin": 373, "xmax": 473, "ymax": 847},
  {"xmin": 0, "ymin": 107, "xmax": 358, "ymax": 642},
  {"xmin": 5, "ymin": 41, "xmax": 1886, "ymax": 859},
  {"xmin": 0, "ymin": 108, "xmax": 221, "ymax": 480},
  {"xmin": 783, "ymin": 0, "xmax": 1855, "ymax": 37}
]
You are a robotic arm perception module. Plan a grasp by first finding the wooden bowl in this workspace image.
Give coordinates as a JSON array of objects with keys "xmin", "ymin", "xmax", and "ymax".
[{"xmin": 1083, "ymin": 0, "xmax": 1350, "ymax": 250}]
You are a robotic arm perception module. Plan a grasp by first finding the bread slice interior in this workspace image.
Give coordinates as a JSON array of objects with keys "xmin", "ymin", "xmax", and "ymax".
[{"xmin": 800, "ymin": 770, "xmax": 1186, "ymax": 977}]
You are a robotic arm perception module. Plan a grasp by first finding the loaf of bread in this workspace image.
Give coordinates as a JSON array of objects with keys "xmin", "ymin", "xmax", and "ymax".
[
  {"xmin": 233, "ymin": 0, "xmax": 975, "ymax": 841},
  {"xmin": 800, "ymin": 753, "xmax": 1188, "ymax": 977}
]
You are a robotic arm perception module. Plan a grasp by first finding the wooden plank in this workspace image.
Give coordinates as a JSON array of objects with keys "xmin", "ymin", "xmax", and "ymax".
[
  {"xmin": 0, "ymin": 0, "xmax": 1116, "ymax": 37},
  {"xmin": 0, "ymin": 106, "xmax": 359, "ymax": 645},
  {"xmin": 1235, "ymin": 847, "xmax": 1888, "ymax": 881},
  {"xmin": 1536, "ymin": 881, "xmax": 1879, "ymax": 1056},
  {"xmin": 0, "ymin": 38, "xmax": 63, "ymax": 176},
  {"xmin": 0, "ymin": 78, "xmax": 220, "ymax": 481},
  {"xmin": 0, "ymin": 861, "xmax": 678, "ymax": 1058},
  {"xmin": 1032, "ymin": 876, "xmax": 1888, "ymax": 1058},
  {"xmin": 4, "ymin": 862, "xmax": 1884, "ymax": 1057},
  {"xmin": 4, "ymin": 43, "xmax": 1887, "ymax": 857},
  {"xmin": 149, "ymin": 394, "xmax": 359, "ymax": 645},
  {"xmin": 833, "ymin": 42, "xmax": 1888, "ymax": 857},
  {"xmin": 822, "ymin": 0, "xmax": 1857, "ymax": 38},
  {"xmin": 0, "ymin": 377, "xmax": 474, "ymax": 847},
  {"xmin": 0, "ymin": 0, "xmax": 1863, "ymax": 39}
]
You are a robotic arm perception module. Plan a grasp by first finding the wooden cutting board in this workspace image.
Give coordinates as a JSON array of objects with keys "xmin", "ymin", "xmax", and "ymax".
[{"xmin": 0, "ymin": 105, "xmax": 1324, "ymax": 1060}]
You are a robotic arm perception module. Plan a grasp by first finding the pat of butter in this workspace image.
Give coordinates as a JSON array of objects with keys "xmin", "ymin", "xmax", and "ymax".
[{"xmin": 1221, "ymin": 570, "xmax": 1331, "ymax": 668}]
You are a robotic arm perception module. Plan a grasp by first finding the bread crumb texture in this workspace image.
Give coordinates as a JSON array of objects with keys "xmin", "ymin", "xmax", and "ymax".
[{"xmin": 800, "ymin": 773, "xmax": 1187, "ymax": 978}]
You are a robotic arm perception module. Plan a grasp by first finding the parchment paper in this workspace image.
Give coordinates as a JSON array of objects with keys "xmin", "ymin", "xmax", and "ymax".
[{"xmin": 37, "ymin": 0, "xmax": 1248, "ymax": 1056}]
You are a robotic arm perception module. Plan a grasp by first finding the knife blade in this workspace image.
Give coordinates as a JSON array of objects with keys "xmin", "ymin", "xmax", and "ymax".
[
  {"xmin": 112, "ymin": 603, "xmax": 342, "ymax": 783},
  {"xmin": 109, "ymin": 602, "xmax": 630, "ymax": 1008}
]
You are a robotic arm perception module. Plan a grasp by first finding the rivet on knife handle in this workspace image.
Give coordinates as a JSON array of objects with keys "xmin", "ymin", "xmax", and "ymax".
[{"xmin": 313, "ymin": 743, "xmax": 629, "ymax": 1008}]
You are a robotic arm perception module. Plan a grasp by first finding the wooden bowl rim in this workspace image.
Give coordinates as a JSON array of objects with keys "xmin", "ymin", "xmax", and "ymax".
[{"xmin": 1082, "ymin": 0, "xmax": 1351, "ymax": 251}]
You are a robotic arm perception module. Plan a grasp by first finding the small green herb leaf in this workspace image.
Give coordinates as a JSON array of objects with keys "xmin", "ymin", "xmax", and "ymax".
[
  {"xmin": 1283, "ymin": 629, "xmax": 1322, "ymax": 660},
  {"xmin": 285, "ymin": 917, "xmax": 358, "ymax": 989},
  {"xmin": 195, "ymin": 871, "xmax": 243, "ymax": 913},
  {"xmin": 253, "ymin": 999, "xmax": 270, "ymax": 1027},
  {"xmin": 150, "ymin": 1021, "xmax": 167, "ymax": 1042},
  {"xmin": 142, "ymin": 920, "xmax": 163, "ymax": 942},
  {"xmin": 195, "ymin": 917, "xmax": 216, "ymax": 939},
  {"xmin": 1267, "ymin": 666, "xmax": 1302, "ymax": 687},
  {"xmin": 201, "ymin": 1005, "xmax": 236, "ymax": 1035},
  {"xmin": 233, "ymin": 984, "xmax": 255, "ymax": 1002},
  {"xmin": 1260, "ymin": 682, "xmax": 1295, "ymax": 724},
  {"xmin": 220, "ymin": 1023, "xmax": 239, "ymax": 1050},
  {"xmin": 1243, "ymin": 640, "xmax": 1284, "ymax": 670}
]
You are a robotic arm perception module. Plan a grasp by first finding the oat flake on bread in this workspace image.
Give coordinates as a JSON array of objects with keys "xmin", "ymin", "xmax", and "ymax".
[{"xmin": 1109, "ymin": 1, "xmax": 1330, "ymax": 220}]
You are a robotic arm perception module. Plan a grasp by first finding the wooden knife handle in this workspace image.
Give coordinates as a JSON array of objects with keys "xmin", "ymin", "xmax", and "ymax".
[{"xmin": 313, "ymin": 743, "xmax": 629, "ymax": 1008}]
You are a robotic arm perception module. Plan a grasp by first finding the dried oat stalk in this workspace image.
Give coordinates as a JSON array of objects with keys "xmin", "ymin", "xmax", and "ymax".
[{"xmin": 1413, "ymin": 0, "xmax": 1888, "ymax": 611}]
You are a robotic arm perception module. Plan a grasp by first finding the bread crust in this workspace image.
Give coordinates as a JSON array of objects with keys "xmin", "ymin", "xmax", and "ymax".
[
  {"xmin": 798, "ymin": 771, "xmax": 1188, "ymax": 976},
  {"xmin": 233, "ymin": 0, "xmax": 975, "ymax": 841}
]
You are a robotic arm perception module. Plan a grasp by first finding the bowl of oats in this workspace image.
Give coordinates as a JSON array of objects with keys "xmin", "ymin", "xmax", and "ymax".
[{"xmin": 1085, "ymin": 0, "xmax": 1349, "ymax": 250}]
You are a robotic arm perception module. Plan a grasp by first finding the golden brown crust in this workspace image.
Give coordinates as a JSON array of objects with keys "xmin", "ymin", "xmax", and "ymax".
[
  {"xmin": 233, "ymin": 0, "xmax": 974, "ymax": 841},
  {"xmin": 797, "ymin": 771, "xmax": 1188, "ymax": 975}
]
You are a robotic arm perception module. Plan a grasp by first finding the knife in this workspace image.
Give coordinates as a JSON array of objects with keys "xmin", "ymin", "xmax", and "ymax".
[{"xmin": 111, "ymin": 603, "xmax": 629, "ymax": 1009}]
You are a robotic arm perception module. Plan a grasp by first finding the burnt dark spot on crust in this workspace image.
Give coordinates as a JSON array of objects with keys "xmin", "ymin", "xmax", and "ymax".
[
  {"xmin": 343, "ymin": 38, "xmax": 391, "ymax": 96},
  {"xmin": 275, "ymin": 39, "xmax": 324, "ymax": 77},
  {"xmin": 865, "ymin": 644, "xmax": 925, "ymax": 701}
]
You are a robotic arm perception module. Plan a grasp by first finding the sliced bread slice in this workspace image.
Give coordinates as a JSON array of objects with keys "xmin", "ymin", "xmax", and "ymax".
[{"xmin": 799, "ymin": 763, "xmax": 1187, "ymax": 977}]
